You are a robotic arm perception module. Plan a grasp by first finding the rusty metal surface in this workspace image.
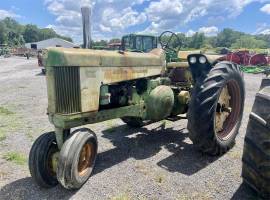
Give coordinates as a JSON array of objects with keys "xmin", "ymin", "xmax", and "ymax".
[
  {"xmin": 45, "ymin": 48, "xmax": 165, "ymax": 68},
  {"xmin": 46, "ymin": 48, "xmax": 166, "ymax": 113},
  {"xmin": 178, "ymin": 50, "xmax": 201, "ymax": 60},
  {"xmin": 167, "ymin": 62, "xmax": 189, "ymax": 68},
  {"xmin": 81, "ymin": 7, "xmax": 92, "ymax": 49}
]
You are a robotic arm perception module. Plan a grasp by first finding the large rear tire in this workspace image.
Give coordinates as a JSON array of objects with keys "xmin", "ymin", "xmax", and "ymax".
[
  {"xmin": 242, "ymin": 77, "xmax": 270, "ymax": 199},
  {"xmin": 187, "ymin": 62, "xmax": 245, "ymax": 155}
]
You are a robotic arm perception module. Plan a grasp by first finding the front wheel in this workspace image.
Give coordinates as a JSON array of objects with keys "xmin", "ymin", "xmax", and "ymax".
[
  {"xmin": 29, "ymin": 132, "xmax": 59, "ymax": 188},
  {"xmin": 57, "ymin": 128, "xmax": 98, "ymax": 189},
  {"xmin": 187, "ymin": 62, "xmax": 245, "ymax": 155}
]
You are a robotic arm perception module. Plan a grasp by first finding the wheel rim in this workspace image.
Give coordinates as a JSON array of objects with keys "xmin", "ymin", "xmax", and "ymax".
[
  {"xmin": 78, "ymin": 142, "xmax": 94, "ymax": 177},
  {"xmin": 47, "ymin": 143, "xmax": 58, "ymax": 177},
  {"xmin": 215, "ymin": 80, "xmax": 241, "ymax": 141}
]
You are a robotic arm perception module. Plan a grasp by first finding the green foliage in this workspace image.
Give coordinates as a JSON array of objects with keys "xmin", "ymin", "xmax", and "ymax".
[
  {"xmin": 3, "ymin": 152, "xmax": 27, "ymax": 165},
  {"xmin": 189, "ymin": 32, "xmax": 206, "ymax": 49},
  {"xmin": 216, "ymin": 28, "xmax": 245, "ymax": 47},
  {"xmin": 0, "ymin": 17, "xmax": 73, "ymax": 47},
  {"xmin": 0, "ymin": 131, "xmax": 6, "ymax": 142},
  {"xmin": 0, "ymin": 21, "xmax": 7, "ymax": 44},
  {"xmin": 231, "ymin": 36, "xmax": 268, "ymax": 49},
  {"xmin": 111, "ymin": 193, "xmax": 130, "ymax": 200},
  {"xmin": 0, "ymin": 107, "xmax": 14, "ymax": 115},
  {"xmin": 92, "ymin": 39, "xmax": 108, "ymax": 47},
  {"xmin": 174, "ymin": 28, "xmax": 270, "ymax": 50},
  {"xmin": 23, "ymin": 24, "xmax": 40, "ymax": 43}
]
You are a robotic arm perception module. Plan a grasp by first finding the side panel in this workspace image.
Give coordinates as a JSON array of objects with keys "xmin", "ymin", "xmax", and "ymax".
[
  {"xmin": 101, "ymin": 66, "xmax": 162, "ymax": 84},
  {"xmin": 46, "ymin": 67, "xmax": 56, "ymax": 113},
  {"xmin": 80, "ymin": 67, "xmax": 102, "ymax": 112}
]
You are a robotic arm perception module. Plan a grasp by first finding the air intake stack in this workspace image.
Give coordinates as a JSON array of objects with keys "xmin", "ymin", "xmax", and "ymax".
[{"xmin": 81, "ymin": 6, "xmax": 92, "ymax": 49}]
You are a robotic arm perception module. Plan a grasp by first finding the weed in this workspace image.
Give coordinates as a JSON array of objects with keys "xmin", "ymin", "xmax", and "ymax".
[
  {"xmin": 155, "ymin": 174, "xmax": 165, "ymax": 184},
  {"xmin": 228, "ymin": 150, "xmax": 242, "ymax": 159},
  {"xmin": 0, "ymin": 131, "xmax": 6, "ymax": 141},
  {"xmin": 111, "ymin": 193, "xmax": 130, "ymax": 200},
  {"xmin": 26, "ymin": 131, "xmax": 34, "ymax": 141},
  {"xmin": 0, "ymin": 107, "xmax": 14, "ymax": 115},
  {"xmin": 3, "ymin": 152, "xmax": 27, "ymax": 165},
  {"xmin": 106, "ymin": 120, "xmax": 118, "ymax": 133}
]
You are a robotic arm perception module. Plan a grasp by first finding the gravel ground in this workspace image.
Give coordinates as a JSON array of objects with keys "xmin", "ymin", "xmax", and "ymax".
[{"xmin": 0, "ymin": 56, "xmax": 264, "ymax": 200}]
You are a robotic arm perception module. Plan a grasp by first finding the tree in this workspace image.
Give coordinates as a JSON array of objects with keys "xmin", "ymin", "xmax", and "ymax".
[
  {"xmin": 0, "ymin": 21, "xmax": 7, "ymax": 44},
  {"xmin": 216, "ymin": 28, "xmax": 244, "ymax": 48},
  {"xmin": 92, "ymin": 40, "xmax": 108, "ymax": 47},
  {"xmin": 231, "ymin": 36, "xmax": 268, "ymax": 49},
  {"xmin": 23, "ymin": 24, "xmax": 40, "ymax": 43},
  {"xmin": 7, "ymin": 31, "xmax": 25, "ymax": 46},
  {"xmin": 189, "ymin": 32, "xmax": 206, "ymax": 49},
  {"xmin": 39, "ymin": 28, "xmax": 58, "ymax": 41},
  {"xmin": 255, "ymin": 34, "xmax": 270, "ymax": 48}
]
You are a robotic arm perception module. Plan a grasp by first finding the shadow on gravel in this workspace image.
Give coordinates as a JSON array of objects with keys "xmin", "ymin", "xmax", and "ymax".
[
  {"xmin": 231, "ymin": 182, "xmax": 259, "ymax": 200},
  {"xmin": 35, "ymin": 72, "xmax": 45, "ymax": 76},
  {"xmin": 0, "ymin": 177, "xmax": 75, "ymax": 200},
  {"xmin": 94, "ymin": 123, "xmax": 219, "ymax": 176}
]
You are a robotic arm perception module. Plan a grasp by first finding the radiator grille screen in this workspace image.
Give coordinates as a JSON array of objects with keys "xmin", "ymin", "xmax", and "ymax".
[{"xmin": 54, "ymin": 67, "xmax": 81, "ymax": 114}]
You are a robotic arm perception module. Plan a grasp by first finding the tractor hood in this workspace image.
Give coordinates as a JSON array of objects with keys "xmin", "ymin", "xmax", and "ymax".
[{"xmin": 45, "ymin": 47, "xmax": 166, "ymax": 68}]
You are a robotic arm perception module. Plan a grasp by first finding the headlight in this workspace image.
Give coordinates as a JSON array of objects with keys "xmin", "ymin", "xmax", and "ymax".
[
  {"xmin": 199, "ymin": 56, "xmax": 207, "ymax": 64},
  {"xmin": 189, "ymin": 56, "xmax": 196, "ymax": 64}
]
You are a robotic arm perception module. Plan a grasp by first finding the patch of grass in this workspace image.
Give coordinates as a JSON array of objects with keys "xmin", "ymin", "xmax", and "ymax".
[
  {"xmin": 105, "ymin": 120, "xmax": 118, "ymax": 133},
  {"xmin": 0, "ymin": 131, "xmax": 6, "ymax": 142},
  {"xmin": 3, "ymin": 152, "xmax": 27, "ymax": 165},
  {"xmin": 25, "ymin": 131, "xmax": 34, "ymax": 141},
  {"xmin": 155, "ymin": 174, "xmax": 165, "ymax": 184},
  {"xmin": 0, "ymin": 107, "xmax": 14, "ymax": 115},
  {"xmin": 0, "ymin": 171, "xmax": 8, "ymax": 180},
  {"xmin": 228, "ymin": 150, "xmax": 242, "ymax": 159},
  {"xmin": 111, "ymin": 193, "xmax": 130, "ymax": 200},
  {"xmin": 178, "ymin": 192, "xmax": 212, "ymax": 200},
  {"xmin": 162, "ymin": 120, "xmax": 173, "ymax": 127}
]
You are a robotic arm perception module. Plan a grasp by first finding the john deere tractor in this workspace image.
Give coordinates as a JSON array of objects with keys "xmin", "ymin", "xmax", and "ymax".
[
  {"xmin": 242, "ymin": 72, "xmax": 270, "ymax": 199},
  {"xmin": 28, "ymin": 9, "xmax": 245, "ymax": 190}
]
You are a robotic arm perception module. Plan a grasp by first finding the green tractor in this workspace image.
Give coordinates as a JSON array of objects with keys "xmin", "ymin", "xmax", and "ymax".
[
  {"xmin": 28, "ymin": 9, "xmax": 245, "ymax": 190},
  {"xmin": 242, "ymin": 72, "xmax": 270, "ymax": 199}
]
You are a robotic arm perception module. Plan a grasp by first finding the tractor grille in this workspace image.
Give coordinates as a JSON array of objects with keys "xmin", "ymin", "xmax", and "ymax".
[{"xmin": 54, "ymin": 67, "xmax": 81, "ymax": 114}]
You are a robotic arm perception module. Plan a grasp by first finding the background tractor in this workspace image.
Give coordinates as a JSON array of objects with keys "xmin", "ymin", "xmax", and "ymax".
[
  {"xmin": 28, "ymin": 7, "xmax": 245, "ymax": 190},
  {"xmin": 242, "ymin": 72, "xmax": 270, "ymax": 199}
]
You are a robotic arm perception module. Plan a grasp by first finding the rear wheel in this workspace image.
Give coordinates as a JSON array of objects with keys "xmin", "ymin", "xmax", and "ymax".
[
  {"xmin": 121, "ymin": 117, "xmax": 144, "ymax": 128},
  {"xmin": 187, "ymin": 62, "xmax": 245, "ymax": 155},
  {"xmin": 57, "ymin": 128, "xmax": 98, "ymax": 189},
  {"xmin": 242, "ymin": 77, "xmax": 270, "ymax": 198}
]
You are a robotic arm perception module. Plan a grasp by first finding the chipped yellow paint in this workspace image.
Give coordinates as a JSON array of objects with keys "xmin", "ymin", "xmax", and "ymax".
[
  {"xmin": 45, "ymin": 48, "xmax": 167, "ymax": 113},
  {"xmin": 46, "ymin": 67, "xmax": 56, "ymax": 113},
  {"xmin": 45, "ymin": 47, "xmax": 166, "ymax": 68},
  {"xmin": 80, "ymin": 67, "xmax": 102, "ymax": 112},
  {"xmin": 167, "ymin": 62, "xmax": 189, "ymax": 68}
]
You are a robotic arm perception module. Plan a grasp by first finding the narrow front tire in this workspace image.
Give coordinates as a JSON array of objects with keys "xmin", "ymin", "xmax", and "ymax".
[{"xmin": 57, "ymin": 128, "xmax": 98, "ymax": 189}]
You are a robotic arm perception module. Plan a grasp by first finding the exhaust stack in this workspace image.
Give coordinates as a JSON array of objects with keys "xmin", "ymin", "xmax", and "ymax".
[{"xmin": 81, "ymin": 6, "xmax": 92, "ymax": 49}]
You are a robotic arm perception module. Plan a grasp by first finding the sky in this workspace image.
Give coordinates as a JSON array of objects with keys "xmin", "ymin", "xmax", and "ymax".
[{"xmin": 1, "ymin": 0, "xmax": 270, "ymax": 44}]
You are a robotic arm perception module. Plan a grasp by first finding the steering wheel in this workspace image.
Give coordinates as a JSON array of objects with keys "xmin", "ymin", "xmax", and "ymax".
[{"xmin": 159, "ymin": 31, "xmax": 181, "ymax": 52}]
